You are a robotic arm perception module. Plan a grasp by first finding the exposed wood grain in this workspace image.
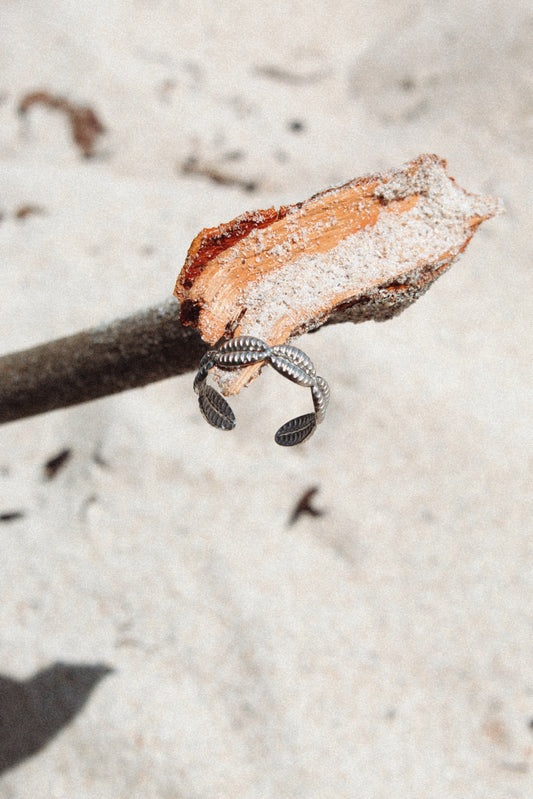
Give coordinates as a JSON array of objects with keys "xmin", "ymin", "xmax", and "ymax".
[{"xmin": 175, "ymin": 154, "xmax": 502, "ymax": 395}]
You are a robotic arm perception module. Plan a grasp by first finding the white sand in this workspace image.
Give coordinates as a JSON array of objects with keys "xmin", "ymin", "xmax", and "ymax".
[{"xmin": 0, "ymin": 2, "xmax": 532, "ymax": 797}]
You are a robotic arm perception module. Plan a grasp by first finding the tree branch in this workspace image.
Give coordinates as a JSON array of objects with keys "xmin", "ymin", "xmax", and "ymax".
[
  {"xmin": 0, "ymin": 155, "xmax": 502, "ymax": 427},
  {"xmin": 0, "ymin": 297, "xmax": 208, "ymax": 425}
]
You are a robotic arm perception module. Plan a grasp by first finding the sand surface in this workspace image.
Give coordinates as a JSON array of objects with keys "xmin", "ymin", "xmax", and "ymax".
[{"xmin": 0, "ymin": 2, "xmax": 532, "ymax": 796}]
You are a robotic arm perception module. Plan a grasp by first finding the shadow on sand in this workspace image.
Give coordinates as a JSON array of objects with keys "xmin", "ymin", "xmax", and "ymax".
[{"xmin": 0, "ymin": 661, "xmax": 113, "ymax": 773}]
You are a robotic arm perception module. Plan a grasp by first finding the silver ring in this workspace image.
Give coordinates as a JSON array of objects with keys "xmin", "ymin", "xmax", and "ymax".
[{"xmin": 194, "ymin": 336, "xmax": 330, "ymax": 446}]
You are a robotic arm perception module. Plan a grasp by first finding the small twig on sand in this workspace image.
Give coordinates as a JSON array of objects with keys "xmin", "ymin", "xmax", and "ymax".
[{"xmin": 18, "ymin": 90, "xmax": 105, "ymax": 157}]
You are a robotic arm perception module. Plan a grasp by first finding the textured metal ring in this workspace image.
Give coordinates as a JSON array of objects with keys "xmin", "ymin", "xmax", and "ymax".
[{"xmin": 193, "ymin": 336, "xmax": 330, "ymax": 446}]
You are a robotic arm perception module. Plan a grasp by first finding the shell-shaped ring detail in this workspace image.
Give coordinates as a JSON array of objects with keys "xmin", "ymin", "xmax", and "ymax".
[{"xmin": 194, "ymin": 336, "xmax": 330, "ymax": 446}]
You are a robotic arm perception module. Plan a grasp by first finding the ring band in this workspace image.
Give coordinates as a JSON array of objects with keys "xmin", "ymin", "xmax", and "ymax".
[{"xmin": 193, "ymin": 336, "xmax": 330, "ymax": 446}]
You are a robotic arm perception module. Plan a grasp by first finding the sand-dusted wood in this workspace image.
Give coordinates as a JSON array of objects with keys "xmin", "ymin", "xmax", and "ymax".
[{"xmin": 175, "ymin": 154, "xmax": 502, "ymax": 395}]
